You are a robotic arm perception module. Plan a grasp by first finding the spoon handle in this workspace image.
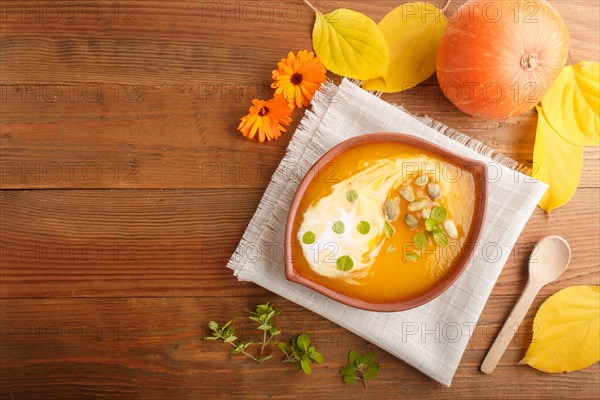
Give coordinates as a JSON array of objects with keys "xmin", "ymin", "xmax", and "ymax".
[{"xmin": 480, "ymin": 280, "xmax": 542, "ymax": 374}]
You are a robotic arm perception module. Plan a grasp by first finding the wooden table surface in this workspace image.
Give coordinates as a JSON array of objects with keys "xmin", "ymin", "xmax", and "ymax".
[{"xmin": 1, "ymin": 0, "xmax": 598, "ymax": 398}]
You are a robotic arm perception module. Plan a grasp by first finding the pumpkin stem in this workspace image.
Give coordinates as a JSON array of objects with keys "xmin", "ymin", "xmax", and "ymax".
[{"xmin": 521, "ymin": 54, "xmax": 538, "ymax": 71}]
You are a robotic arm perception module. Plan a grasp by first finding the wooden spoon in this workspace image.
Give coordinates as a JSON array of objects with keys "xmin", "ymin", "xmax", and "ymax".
[{"xmin": 480, "ymin": 235, "xmax": 571, "ymax": 374}]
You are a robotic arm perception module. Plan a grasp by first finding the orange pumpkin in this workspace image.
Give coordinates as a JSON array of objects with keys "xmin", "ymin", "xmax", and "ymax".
[{"xmin": 437, "ymin": 0, "xmax": 569, "ymax": 120}]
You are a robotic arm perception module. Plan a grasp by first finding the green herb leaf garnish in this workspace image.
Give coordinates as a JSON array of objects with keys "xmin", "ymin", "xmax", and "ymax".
[
  {"xmin": 405, "ymin": 252, "xmax": 420, "ymax": 262},
  {"xmin": 384, "ymin": 222, "xmax": 394, "ymax": 238},
  {"xmin": 302, "ymin": 231, "xmax": 316, "ymax": 244},
  {"xmin": 336, "ymin": 255, "xmax": 354, "ymax": 271},
  {"xmin": 431, "ymin": 206, "xmax": 447, "ymax": 223},
  {"xmin": 348, "ymin": 350, "xmax": 360, "ymax": 365},
  {"xmin": 204, "ymin": 303, "xmax": 281, "ymax": 363},
  {"xmin": 414, "ymin": 232, "xmax": 429, "ymax": 250},
  {"xmin": 332, "ymin": 221, "xmax": 345, "ymax": 234},
  {"xmin": 386, "ymin": 245, "xmax": 396, "ymax": 253},
  {"xmin": 340, "ymin": 350, "xmax": 380, "ymax": 388},
  {"xmin": 425, "ymin": 218, "xmax": 436, "ymax": 232},
  {"xmin": 357, "ymin": 221, "xmax": 371, "ymax": 235},
  {"xmin": 281, "ymin": 333, "xmax": 324, "ymax": 375},
  {"xmin": 346, "ymin": 189, "xmax": 359, "ymax": 202},
  {"xmin": 432, "ymin": 227, "xmax": 448, "ymax": 246}
]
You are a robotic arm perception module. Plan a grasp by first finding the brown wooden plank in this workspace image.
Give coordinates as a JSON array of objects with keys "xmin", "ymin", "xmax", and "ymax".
[
  {"xmin": 1, "ymin": 188, "xmax": 598, "ymax": 298},
  {"xmin": 1, "ymin": 1, "xmax": 597, "ymax": 86},
  {"xmin": 1, "ymin": 296, "xmax": 599, "ymax": 399},
  {"xmin": 2, "ymin": 81, "xmax": 599, "ymax": 188},
  {"xmin": 2, "ymin": 0, "xmax": 599, "ymax": 189}
]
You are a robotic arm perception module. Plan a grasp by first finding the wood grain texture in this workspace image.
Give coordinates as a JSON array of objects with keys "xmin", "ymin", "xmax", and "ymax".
[
  {"xmin": 1, "ymin": 296, "xmax": 599, "ymax": 399},
  {"xmin": 0, "ymin": 188, "xmax": 598, "ymax": 299},
  {"xmin": 1, "ymin": 0, "xmax": 599, "ymax": 189},
  {"xmin": 1, "ymin": 0, "xmax": 599, "ymax": 398}
]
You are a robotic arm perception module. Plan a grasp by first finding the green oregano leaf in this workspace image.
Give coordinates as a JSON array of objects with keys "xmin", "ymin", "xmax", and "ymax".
[
  {"xmin": 302, "ymin": 231, "xmax": 316, "ymax": 244},
  {"xmin": 300, "ymin": 357, "xmax": 312, "ymax": 374},
  {"xmin": 425, "ymin": 218, "xmax": 436, "ymax": 232},
  {"xmin": 363, "ymin": 362, "xmax": 380, "ymax": 380},
  {"xmin": 431, "ymin": 206, "xmax": 447, "ymax": 223},
  {"xmin": 336, "ymin": 255, "xmax": 354, "ymax": 271},
  {"xmin": 357, "ymin": 221, "xmax": 371, "ymax": 235},
  {"xmin": 432, "ymin": 227, "xmax": 448, "ymax": 246},
  {"xmin": 414, "ymin": 232, "xmax": 429, "ymax": 250},
  {"xmin": 384, "ymin": 222, "xmax": 394, "ymax": 238},
  {"xmin": 405, "ymin": 252, "xmax": 420, "ymax": 262},
  {"xmin": 278, "ymin": 342, "xmax": 290, "ymax": 356},
  {"xmin": 346, "ymin": 189, "xmax": 359, "ymax": 202},
  {"xmin": 332, "ymin": 221, "xmax": 345, "ymax": 234},
  {"xmin": 296, "ymin": 333, "xmax": 310, "ymax": 350},
  {"xmin": 348, "ymin": 350, "xmax": 361, "ymax": 366},
  {"xmin": 362, "ymin": 351, "xmax": 376, "ymax": 365},
  {"xmin": 310, "ymin": 351, "xmax": 325, "ymax": 363}
]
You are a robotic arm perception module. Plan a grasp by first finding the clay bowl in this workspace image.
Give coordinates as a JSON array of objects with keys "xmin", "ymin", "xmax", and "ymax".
[{"xmin": 285, "ymin": 132, "xmax": 488, "ymax": 312}]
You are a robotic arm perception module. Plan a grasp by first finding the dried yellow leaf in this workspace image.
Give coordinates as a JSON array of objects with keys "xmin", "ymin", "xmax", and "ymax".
[
  {"xmin": 520, "ymin": 286, "xmax": 600, "ymax": 373},
  {"xmin": 362, "ymin": 2, "xmax": 447, "ymax": 93},
  {"xmin": 310, "ymin": 7, "xmax": 389, "ymax": 81},
  {"xmin": 533, "ymin": 107, "xmax": 583, "ymax": 213},
  {"xmin": 540, "ymin": 62, "xmax": 600, "ymax": 147}
]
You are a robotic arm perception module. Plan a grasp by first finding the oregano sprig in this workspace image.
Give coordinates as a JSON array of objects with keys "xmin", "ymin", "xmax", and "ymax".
[
  {"xmin": 279, "ymin": 333, "xmax": 325, "ymax": 374},
  {"xmin": 204, "ymin": 303, "xmax": 281, "ymax": 363},
  {"xmin": 340, "ymin": 350, "xmax": 380, "ymax": 387},
  {"xmin": 204, "ymin": 321, "xmax": 261, "ymax": 362},
  {"xmin": 248, "ymin": 303, "xmax": 282, "ymax": 361}
]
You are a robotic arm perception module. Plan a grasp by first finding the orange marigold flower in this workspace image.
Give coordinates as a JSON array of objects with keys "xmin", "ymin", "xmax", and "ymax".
[
  {"xmin": 238, "ymin": 95, "xmax": 293, "ymax": 142},
  {"xmin": 272, "ymin": 50, "xmax": 327, "ymax": 109}
]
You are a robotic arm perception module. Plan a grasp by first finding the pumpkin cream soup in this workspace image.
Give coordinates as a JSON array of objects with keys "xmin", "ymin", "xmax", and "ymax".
[{"xmin": 292, "ymin": 141, "xmax": 478, "ymax": 304}]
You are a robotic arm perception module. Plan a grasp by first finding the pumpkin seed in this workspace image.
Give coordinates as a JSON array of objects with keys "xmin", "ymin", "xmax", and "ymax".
[
  {"xmin": 444, "ymin": 220, "xmax": 459, "ymax": 239},
  {"xmin": 422, "ymin": 207, "xmax": 431, "ymax": 219},
  {"xmin": 427, "ymin": 183, "xmax": 441, "ymax": 200},
  {"xmin": 404, "ymin": 214, "xmax": 418, "ymax": 229},
  {"xmin": 399, "ymin": 186, "xmax": 415, "ymax": 202},
  {"xmin": 383, "ymin": 199, "xmax": 400, "ymax": 222},
  {"xmin": 415, "ymin": 174, "xmax": 429, "ymax": 187},
  {"xmin": 407, "ymin": 199, "xmax": 428, "ymax": 212}
]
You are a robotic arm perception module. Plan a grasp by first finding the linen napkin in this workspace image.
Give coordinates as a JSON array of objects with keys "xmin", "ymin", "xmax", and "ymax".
[{"xmin": 227, "ymin": 79, "xmax": 547, "ymax": 386}]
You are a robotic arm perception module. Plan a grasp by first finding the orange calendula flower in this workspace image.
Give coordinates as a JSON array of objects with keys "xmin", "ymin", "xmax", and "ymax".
[
  {"xmin": 272, "ymin": 50, "xmax": 327, "ymax": 109},
  {"xmin": 238, "ymin": 95, "xmax": 293, "ymax": 142}
]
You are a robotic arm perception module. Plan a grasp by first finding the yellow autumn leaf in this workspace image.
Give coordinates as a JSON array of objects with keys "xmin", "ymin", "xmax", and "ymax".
[
  {"xmin": 533, "ymin": 106, "xmax": 583, "ymax": 213},
  {"xmin": 520, "ymin": 286, "xmax": 600, "ymax": 373},
  {"xmin": 363, "ymin": 2, "xmax": 447, "ymax": 92},
  {"xmin": 540, "ymin": 62, "xmax": 600, "ymax": 147},
  {"xmin": 309, "ymin": 6, "xmax": 389, "ymax": 81}
]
